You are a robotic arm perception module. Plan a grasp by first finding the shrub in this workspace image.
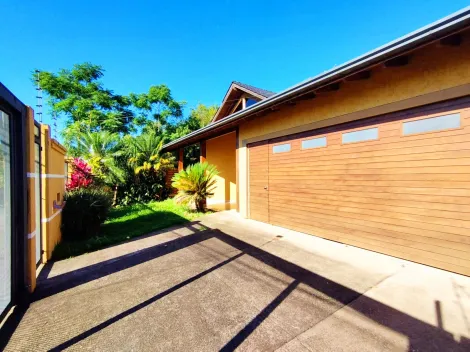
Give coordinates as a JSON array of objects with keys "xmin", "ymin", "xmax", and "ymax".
[
  {"xmin": 171, "ymin": 162, "xmax": 218, "ymax": 212},
  {"xmin": 61, "ymin": 188, "xmax": 113, "ymax": 241},
  {"xmin": 115, "ymin": 165, "xmax": 171, "ymax": 206},
  {"xmin": 66, "ymin": 158, "xmax": 93, "ymax": 191}
]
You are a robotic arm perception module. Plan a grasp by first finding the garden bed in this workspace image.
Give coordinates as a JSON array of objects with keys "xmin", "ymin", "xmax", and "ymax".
[{"xmin": 52, "ymin": 199, "xmax": 205, "ymax": 260}]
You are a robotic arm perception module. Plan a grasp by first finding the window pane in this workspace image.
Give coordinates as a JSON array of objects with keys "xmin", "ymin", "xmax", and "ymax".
[
  {"xmin": 342, "ymin": 127, "xmax": 378, "ymax": 144},
  {"xmin": 245, "ymin": 98, "xmax": 258, "ymax": 108},
  {"xmin": 273, "ymin": 143, "xmax": 291, "ymax": 153},
  {"xmin": 302, "ymin": 137, "xmax": 327, "ymax": 149},
  {"xmin": 403, "ymin": 113, "xmax": 460, "ymax": 135},
  {"xmin": 0, "ymin": 109, "xmax": 11, "ymax": 313}
]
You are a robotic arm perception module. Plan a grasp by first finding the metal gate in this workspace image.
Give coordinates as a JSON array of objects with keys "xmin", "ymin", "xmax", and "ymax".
[{"xmin": 0, "ymin": 83, "xmax": 27, "ymax": 322}]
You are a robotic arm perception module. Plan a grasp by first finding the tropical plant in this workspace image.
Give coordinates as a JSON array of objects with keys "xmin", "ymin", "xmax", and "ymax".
[
  {"xmin": 125, "ymin": 132, "xmax": 174, "ymax": 174},
  {"xmin": 171, "ymin": 162, "xmax": 219, "ymax": 212},
  {"xmin": 115, "ymin": 169, "xmax": 169, "ymax": 205},
  {"xmin": 61, "ymin": 187, "xmax": 113, "ymax": 240},
  {"xmin": 76, "ymin": 131, "xmax": 125, "ymax": 204},
  {"xmin": 66, "ymin": 158, "xmax": 93, "ymax": 191}
]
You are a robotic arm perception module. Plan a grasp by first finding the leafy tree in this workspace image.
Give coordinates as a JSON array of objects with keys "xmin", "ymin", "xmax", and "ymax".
[
  {"xmin": 189, "ymin": 103, "xmax": 218, "ymax": 127},
  {"xmin": 171, "ymin": 162, "xmax": 219, "ymax": 212},
  {"xmin": 130, "ymin": 85, "xmax": 185, "ymax": 134},
  {"xmin": 35, "ymin": 63, "xmax": 133, "ymax": 134},
  {"xmin": 34, "ymin": 63, "xmax": 185, "ymax": 144}
]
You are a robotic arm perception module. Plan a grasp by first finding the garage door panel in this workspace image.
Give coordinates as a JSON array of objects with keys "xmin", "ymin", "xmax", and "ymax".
[
  {"xmin": 270, "ymin": 144, "xmax": 470, "ymax": 164},
  {"xmin": 269, "ymin": 151, "xmax": 470, "ymax": 167},
  {"xmin": 269, "ymin": 213, "xmax": 470, "ymax": 269},
  {"xmin": 269, "ymin": 200, "xmax": 470, "ymax": 235},
  {"xmin": 268, "ymin": 209, "xmax": 470, "ymax": 255},
  {"xmin": 284, "ymin": 135, "xmax": 470, "ymax": 162},
  {"xmin": 270, "ymin": 218, "xmax": 470, "ymax": 277},
  {"xmin": 268, "ymin": 158, "xmax": 470, "ymax": 171},
  {"xmin": 269, "ymin": 182, "xmax": 470, "ymax": 198},
  {"xmin": 266, "ymin": 171, "xmax": 470, "ymax": 182},
  {"xmin": 269, "ymin": 186, "xmax": 470, "ymax": 205},
  {"xmin": 268, "ymin": 176, "xmax": 470, "ymax": 189},
  {"xmin": 268, "ymin": 215, "xmax": 470, "ymax": 269},
  {"xmin": 269, "ymin": 193, "xmax": 470, "ymax": 221},
  {"xmin": 269, "ymin": 212, "xmax": 470, "ymax": 265},
  {"xmin": 268, "ymin": 204, "xmax": 470, "ymax": 245},
  {"xmin": 275, "ymin": 138, "xmax": 470, "ymax": 163},
  {"xmin": 269, "ymin": 165, "xmax": 470, "ymax": 176},
  {"xmin": 268, "ymin": 190, "xmax": 470, "ymax": 213}
]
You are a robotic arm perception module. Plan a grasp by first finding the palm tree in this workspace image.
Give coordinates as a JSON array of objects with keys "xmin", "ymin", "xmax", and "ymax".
[
  {"xmin": 77, "ymin": 131, "xmax": 125, "ymax": 204},
  {"xmin": 125, "ymin": 132, "xmax": 174, "ymax": 174},
  {"xmin": 171, "ymin": 162, "xmax": 219, "ymax": 212}
]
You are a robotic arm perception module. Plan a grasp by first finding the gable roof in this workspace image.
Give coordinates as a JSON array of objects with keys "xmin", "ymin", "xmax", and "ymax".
[
  {"xmin": 211, "ymin": 81, "xmax": 276, "ymax": 123},
  {"xmin": 232, "ymin": 81, "xmax": 276, "ymax": 98},
  {"xmin": 163, "ymin": 6, "xmax": 470, "ymax": 151}
]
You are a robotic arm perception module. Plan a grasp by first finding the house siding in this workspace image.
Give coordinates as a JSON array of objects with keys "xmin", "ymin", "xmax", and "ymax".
[{"xmin": 238, "ymin": 33, "xmax": 470, "ymax": 217}]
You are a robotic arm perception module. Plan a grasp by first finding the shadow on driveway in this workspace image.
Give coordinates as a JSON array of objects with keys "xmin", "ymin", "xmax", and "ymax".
[{"xmin": 2, "ymin": 227, "xmax": 469, "ymax": 351}]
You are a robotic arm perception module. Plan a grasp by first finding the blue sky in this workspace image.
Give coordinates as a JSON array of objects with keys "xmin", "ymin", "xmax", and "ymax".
[{"xmin": 0, "ymin": 0, "xmax": 468, "ymax": 135}]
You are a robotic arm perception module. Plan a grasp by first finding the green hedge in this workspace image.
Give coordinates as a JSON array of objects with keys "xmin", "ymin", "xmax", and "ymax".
[{"xmin": 61, "ymin": 188, "xmax": 113, "ymax": 241}]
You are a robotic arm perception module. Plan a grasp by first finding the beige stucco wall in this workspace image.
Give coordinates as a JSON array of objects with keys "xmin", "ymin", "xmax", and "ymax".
[
  {"xmin": 41, "ymin": 125, "xmax": 67, "ymax": 261},
  {"xmin": 25, "ymin": 107, "xmax": 36, "ymax": 292},
  {"xmin": 206, "ymin": 132, "xmax": 237, "ymax": 210},
  {"xmin": 238, "ymin": 33, "xmax": 470, "ymax": 217}
]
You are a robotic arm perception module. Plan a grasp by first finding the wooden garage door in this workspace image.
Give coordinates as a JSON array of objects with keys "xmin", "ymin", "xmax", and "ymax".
[{"xmin": 249, "ymin": 99, "xmax": 470, "ymax": 276}]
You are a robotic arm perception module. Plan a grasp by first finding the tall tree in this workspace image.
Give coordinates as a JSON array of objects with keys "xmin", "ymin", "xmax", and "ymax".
[
  {"xmin": 130, "ymin": 85, "xmax": 184, "ymax": 134},
  {"xmin": 189, "ymin": 103, "xmax": 218, "ymax": 127},
  {"xmin": 34, "ymin": 62, "xmax": 185, "ymax": 146},
  {"xmin": 35, "ymin": 63, "xmax": 133, "ymax": 134}
]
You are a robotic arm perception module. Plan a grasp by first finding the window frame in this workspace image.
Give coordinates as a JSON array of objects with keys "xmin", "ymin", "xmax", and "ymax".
[
  {"xmin": 341, "ymin": 126, "xmax": 379, "ymax": 145},
  {"xmin": 401, "ymin": 111, "xmax": 463, "ymax": 137},
  {"xmin": 272, "ymin": 142, "xmax": 291, "ymax": 154},
  {"xmin": 300, "ymin": 136, "xmax": 328, "ymax": 151}
]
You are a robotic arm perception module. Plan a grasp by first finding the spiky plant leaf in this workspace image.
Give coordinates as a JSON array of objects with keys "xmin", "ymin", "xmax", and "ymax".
[{"xmin": 171, "ymin": 162, "xmax": 219, "ymax": 212}]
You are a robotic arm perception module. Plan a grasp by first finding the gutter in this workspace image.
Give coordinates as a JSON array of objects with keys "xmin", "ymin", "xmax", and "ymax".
[{"xmin": 163, "ymin": 6, "xmax": 470, "ymax": 151}]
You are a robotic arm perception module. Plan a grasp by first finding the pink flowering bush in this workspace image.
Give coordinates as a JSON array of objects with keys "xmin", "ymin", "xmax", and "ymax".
[{"xmin": 66, "ymin": 158, "xmax": 94, "ymax": 191}]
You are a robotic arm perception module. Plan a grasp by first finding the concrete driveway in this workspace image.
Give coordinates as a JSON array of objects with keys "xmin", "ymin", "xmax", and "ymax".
[{"xmin": 2, "ymin": 211, "xmax": 470, "ymax": 351}]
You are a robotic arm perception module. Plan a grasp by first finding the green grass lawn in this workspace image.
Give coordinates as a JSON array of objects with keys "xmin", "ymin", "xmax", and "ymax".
[{"xmin": 52, "ymin": 199, "xmax": 206, "ymax": 261}]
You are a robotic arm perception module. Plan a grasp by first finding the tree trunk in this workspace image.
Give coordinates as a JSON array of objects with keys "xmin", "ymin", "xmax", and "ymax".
[
  {"xmin": 196, "ymin": 198, "xmax": 206, "ymax": 212},
  {"xmin": 113, "ymin": 184, "xmax": 118, "ymax": 206}
]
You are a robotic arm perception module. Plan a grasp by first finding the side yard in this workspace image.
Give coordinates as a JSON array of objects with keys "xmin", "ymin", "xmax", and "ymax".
[{"xmin": 52, "ymin": 199, "xmax": 205, "ymax": 260}]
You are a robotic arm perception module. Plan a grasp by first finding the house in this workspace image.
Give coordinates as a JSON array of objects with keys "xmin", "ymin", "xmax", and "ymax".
[
  {"xmin": 163, "ymin": 7, "xmax": 470, "ymax": 276},
  {"xmin": 0, "ymin": 83, "xmax": 66, "ymax": 322}
]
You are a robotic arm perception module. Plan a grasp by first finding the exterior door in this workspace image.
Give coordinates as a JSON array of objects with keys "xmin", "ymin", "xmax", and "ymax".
[{"xmin": 248, "ymin": 141, "xmax": 269, "ymax": 222}]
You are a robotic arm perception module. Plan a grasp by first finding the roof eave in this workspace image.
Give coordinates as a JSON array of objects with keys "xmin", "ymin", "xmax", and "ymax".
[{"xmin": 163, "ymin": 7, "xmax": 470, "ymax": 151}]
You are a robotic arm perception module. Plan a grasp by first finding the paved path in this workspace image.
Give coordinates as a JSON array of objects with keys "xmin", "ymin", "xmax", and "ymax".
[{"xmin": 3, "ymin": 211, "xmax": 470, "ymax": 351}]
